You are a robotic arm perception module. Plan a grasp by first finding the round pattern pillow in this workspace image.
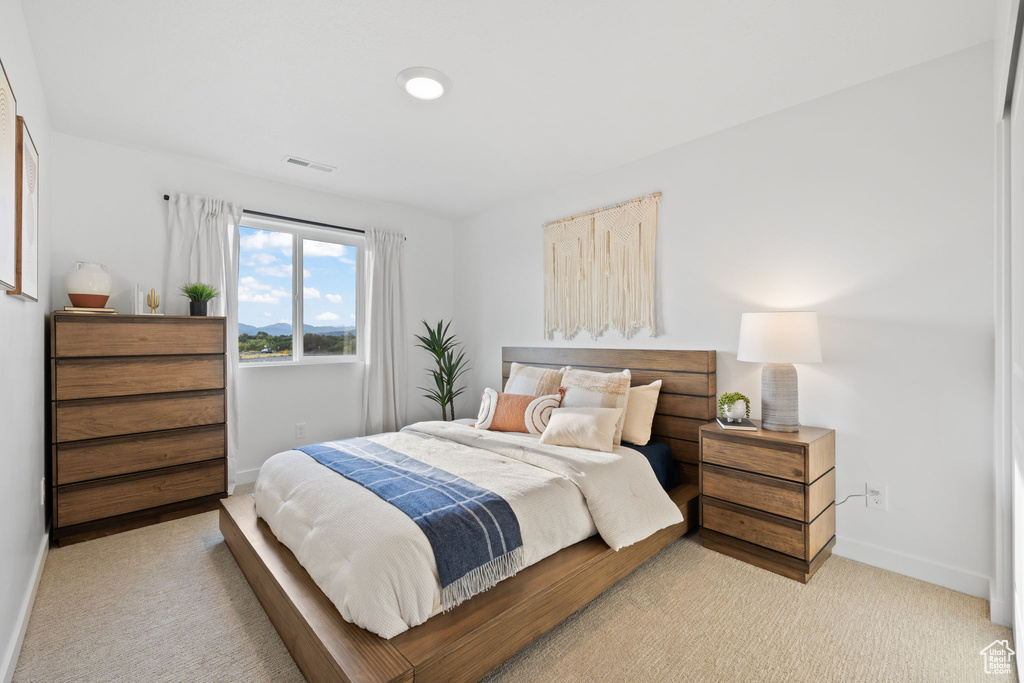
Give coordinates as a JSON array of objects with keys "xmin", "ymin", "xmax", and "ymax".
[{"xmin": 475, "ymin": 387, "xmax": 565, "ymax": 435}]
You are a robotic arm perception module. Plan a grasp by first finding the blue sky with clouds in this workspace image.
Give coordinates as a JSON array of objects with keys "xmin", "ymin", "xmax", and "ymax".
[{"xmin": 238, "ymin": 225, "xmax": 357, "ymax": 330}]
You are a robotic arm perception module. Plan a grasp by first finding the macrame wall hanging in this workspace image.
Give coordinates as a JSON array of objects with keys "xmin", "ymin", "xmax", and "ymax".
[{"xmin": 544, "ymin": 192, "xmax": 660, "ymax": 340}]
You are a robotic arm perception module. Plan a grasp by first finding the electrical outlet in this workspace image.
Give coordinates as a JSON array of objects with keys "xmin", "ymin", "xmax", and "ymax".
[
  {"xmin": 295, "ymin": 422, "xmax": 307, "ymax": 440},
  {"xmin": 866, "ymin": 482, "xmax": 887, "ymax": 511}
]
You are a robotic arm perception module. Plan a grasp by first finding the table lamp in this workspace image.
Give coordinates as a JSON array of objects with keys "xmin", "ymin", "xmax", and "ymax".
[{"xmin": 737, "ymin": 311, "xmax": 822, "ymax": 432}]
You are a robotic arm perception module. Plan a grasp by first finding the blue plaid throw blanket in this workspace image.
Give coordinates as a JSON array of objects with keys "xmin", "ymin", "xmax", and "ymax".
[{"xmin": 297, "ymin": 438, "xmax": 524, "ymax": 610}]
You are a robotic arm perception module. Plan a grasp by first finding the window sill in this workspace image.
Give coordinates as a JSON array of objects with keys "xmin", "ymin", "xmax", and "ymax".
[{"xmin": 239, "ymin": 357, "xmax": 363, "ymax": 369}]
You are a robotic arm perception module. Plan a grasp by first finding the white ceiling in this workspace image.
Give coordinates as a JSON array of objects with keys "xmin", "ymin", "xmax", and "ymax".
[{"xmin": 22, "ymin": 0, "xmax": 993, "ymax": 218}]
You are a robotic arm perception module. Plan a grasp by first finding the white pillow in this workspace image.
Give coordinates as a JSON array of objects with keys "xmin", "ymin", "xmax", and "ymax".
[
  {"xmin": 621, "ymin": 380, "xmax": 662, "ymax": 446},
  {"xmin": 559, "ymin": 367, "xmax": 631, "ymax": 445},
  {"xmin": 539, "ymin": 407, "xmax": 623, "ymax": 452}
]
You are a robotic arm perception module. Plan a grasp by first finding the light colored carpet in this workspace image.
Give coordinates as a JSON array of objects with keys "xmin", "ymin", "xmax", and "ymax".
[{"xmin": 14, "ymin": 488, "xmax": 1014, "ymax": 683}]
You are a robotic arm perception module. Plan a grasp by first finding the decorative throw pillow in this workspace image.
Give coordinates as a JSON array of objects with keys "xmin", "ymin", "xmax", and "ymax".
[
  {"xmin": 504, "ymin": 362, "xmax": 570, "ymax": 396},
  {"xmin": 559, "ymin": 367, "xmax": 631, "ymax": 445},
  {"xmin": 621, "ymin": 380, "xmax": 662, "ymax": 446},
  {"xmin": 539, "ymin": 408, "xmax": 623, "ymax": 452},
  {"xmin": 475, "ymin": 387, "xmax": 565, "ymax": 435}
]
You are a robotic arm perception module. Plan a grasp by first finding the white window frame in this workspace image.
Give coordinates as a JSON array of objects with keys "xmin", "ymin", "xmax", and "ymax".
[{"xmin": 238, "ymin": 214, "xmax": 365, "ymax": 367}]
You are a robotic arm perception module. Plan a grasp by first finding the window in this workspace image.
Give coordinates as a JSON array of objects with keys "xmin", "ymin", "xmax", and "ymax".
[{"xmin": 237, "ymin": 215, "xmax": 362, "ymax": 364}]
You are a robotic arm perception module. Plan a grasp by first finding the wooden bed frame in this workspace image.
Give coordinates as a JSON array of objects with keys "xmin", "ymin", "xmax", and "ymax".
[{"xmin": 220, "ymin": 348, "xmax": 716, "ymax": 682}]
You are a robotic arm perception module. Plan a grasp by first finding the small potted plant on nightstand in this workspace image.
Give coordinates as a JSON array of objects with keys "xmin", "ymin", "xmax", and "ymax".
[
  {"xmin": 180, "ymin": 283, "xmax": 218, "ymax": 317},
  {"xmin": 717, "ymin": 392, "xmax": 751, "ymax": 422}
]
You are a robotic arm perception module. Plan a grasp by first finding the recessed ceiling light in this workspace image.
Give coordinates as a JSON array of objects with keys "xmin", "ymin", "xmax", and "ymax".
[{"xmin": 396, "ymin": 67, "xmax": 450, "ymax": 101}]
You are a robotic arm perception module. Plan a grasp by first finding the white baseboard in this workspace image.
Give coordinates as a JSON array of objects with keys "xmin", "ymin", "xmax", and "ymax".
[
  {"xmin": 234, "ymin": 467, "xmax": 261, "ymax": 487},
  {"xmin": 834, "ymin": 535, "xmax": 991, "ymax": 600},
  {"xmin": 1, "ymin": 533, "xmax": 48, "ymax": 683},
  {"xmin": 990, "ymin": 597, "xmax": 1012, "ymax": 627}
]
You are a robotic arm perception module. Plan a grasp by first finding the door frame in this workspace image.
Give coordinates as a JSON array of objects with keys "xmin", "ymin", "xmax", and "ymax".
[{"xmin": 994, "ymin": 115, "xmax": 1013, "ymax": 630}]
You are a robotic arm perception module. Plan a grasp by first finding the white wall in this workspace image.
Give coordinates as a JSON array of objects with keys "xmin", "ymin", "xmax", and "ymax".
[
  {"xmin": 49, "ymin": 133, "xmax": 454, "ymax": 483},
  {"xmin": 0, "ymin": 0, "xmax": 52, "ymax": 680},
  {"xmin": 454, "ymin": 45, "xmax": 996, "ymax": 599}
]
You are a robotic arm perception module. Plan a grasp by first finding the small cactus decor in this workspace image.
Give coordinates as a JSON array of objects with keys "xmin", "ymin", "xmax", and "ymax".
[
  {"xmin": 718, "ymin": 392, "xmax": 751, "ymax": 422},
  {"xmin": 147, "ymin": 288, "xmax": 160, "ymax": 314}
]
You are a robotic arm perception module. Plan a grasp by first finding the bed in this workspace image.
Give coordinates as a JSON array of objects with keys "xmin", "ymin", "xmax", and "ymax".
[{"xmin": 220, "ymin": 347, "xmax": 716, "ymax": 682}]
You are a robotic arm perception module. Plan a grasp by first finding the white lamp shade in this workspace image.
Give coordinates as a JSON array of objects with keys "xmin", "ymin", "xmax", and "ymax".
[{"xmin": 737, "ymin": 312, "xmax": 822, "ymax": 364}]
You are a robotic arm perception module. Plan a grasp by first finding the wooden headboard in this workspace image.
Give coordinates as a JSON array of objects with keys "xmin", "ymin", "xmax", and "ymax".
[{"xmin": 501, "ymin": 347, "xmax": 716, "ymax": 485}]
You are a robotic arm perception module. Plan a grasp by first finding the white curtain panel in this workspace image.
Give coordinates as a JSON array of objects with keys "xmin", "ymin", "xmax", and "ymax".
[
  {"xmin": 362, "ymin": 228, "xmax": 406, "ymax": 434},
  {"xmin": 164, "ymin": 193, "xmax": 244, "ymax": 490}
]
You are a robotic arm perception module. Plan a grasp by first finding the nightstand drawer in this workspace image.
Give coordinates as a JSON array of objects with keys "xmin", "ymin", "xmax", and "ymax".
[
  {"xmin": 702, "ymin": 464, "xmax": 835, "ymax": 522},
  {"xmin": 701, "ymin": 497, "xmax": 835, "ymax": 560},
  {"xmin": 702, "ymin": 436, "xmax": 806, "ymax": 482}
]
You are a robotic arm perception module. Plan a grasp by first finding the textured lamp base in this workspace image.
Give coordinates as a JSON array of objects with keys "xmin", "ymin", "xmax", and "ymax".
[{"xmin": 761, "ymin": 363, "xmax": 799, "ymax": 432}]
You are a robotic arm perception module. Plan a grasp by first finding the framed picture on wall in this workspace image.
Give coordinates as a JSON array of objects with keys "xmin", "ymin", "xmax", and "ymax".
[
  {"xmin": 7, "ymin": 116, "xmax": 38, "ymax": 301},
  {"xmin": 0, "ymin": 57, "xmax": 17, "ymax": 291}
]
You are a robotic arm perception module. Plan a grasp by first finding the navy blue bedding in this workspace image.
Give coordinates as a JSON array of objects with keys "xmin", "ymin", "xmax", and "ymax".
[{"xmin": 622, "ymin": 440, "xmax": 677, "ymax": 491}]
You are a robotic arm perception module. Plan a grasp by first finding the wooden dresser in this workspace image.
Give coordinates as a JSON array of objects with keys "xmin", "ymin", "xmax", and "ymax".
[
  {"xmin": 698, "ymin": 421, "xmax": 836, "ymax": 583},
  {"xmin": 50, "ymin": 313, "xmax": 228, "ymax": 545}
]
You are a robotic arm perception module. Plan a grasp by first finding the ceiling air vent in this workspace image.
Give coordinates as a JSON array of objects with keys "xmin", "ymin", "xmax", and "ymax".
[{"xmin": 282, "ymin": 155, "xmax": 336, "ymax": 173}]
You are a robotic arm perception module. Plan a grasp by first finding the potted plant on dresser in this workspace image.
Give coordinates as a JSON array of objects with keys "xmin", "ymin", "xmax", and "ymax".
[{"xmin": 180, "ymin": 283, "xmax": 218, "ymax": 316}]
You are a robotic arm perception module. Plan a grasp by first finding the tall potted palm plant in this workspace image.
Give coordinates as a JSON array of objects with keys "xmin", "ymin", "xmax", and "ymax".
[{"xmin": 414, "ymin": 319, "xmax": 471, "ymax": 421}]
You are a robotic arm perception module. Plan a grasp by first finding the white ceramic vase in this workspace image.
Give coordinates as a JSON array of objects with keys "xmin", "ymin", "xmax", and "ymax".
[
  {"xmin": 66, "ymin": 262, "xmax": 112, "ymax": 308},
  {"xmin": 723, "ymin": 400, "xmax": 747, "ymax": 422}
]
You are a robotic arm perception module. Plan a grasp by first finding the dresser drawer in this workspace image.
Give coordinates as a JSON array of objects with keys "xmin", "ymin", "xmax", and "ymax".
[
  {"xmin": 57, "ymin": 459, "xmax": 226, "ymax": 527},
  {"xmin": 702, "ymin": 464, "xmax": 835, "ymax": 522},
  {"xmin": 701, "ymin": 497, "xmax": 835, "ymax": 560},
  {"xmin": 54, "ymin": 355, "xmax": 225, "ymax": 400},
  {"xmin": 56, "ymin": 424, "xmax": 226, "ymax": 484},
  {"xmin": 702, "ymin": 435, "xmax": 807, "ymax": 482},
  {"xmin": 55, "ymin": 390, "xmax": 225, "ymax": 442},
  {"xmin": 53, "ymin": 316, "xmax": 225, "ymax": 357}
]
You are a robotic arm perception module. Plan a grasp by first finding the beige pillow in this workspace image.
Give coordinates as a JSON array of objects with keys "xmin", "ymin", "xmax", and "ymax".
[
  {"xmin": 505, "ymin": 362, "xmax": 570, "ymax": 396},
  {"xmin": 539, "ymin": 408, "xmax": 622, "ymax": 452},
  {"xmin": 621, "ymin": 380, "xmax": 662, "ymax": 445},
  {"xmin": 559, "ymin": 367, "xmax": 631, "ymax": 444}
]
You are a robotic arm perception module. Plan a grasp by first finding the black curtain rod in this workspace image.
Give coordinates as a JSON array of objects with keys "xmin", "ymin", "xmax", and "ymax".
[{"xmin": 162, "ymin": 194, "xmax": 365, "ymax": 236}]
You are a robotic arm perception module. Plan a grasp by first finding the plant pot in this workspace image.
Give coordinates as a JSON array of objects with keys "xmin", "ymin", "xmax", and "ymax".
[
  {"xmin": 66, "ymin": 261, "xmax": 112, "ymax": 308},
  {"xmin": 189, "ymin": 301, "xmax": 209, "ymax": 317},
  {"xmin": 723, "ymin": 400, "xmax": 747, "ymax": 422}
]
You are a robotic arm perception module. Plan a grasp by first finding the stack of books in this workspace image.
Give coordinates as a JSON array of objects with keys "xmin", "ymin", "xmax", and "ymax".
[
  {"xmin": 63, "ymin": 306, "xmax": 116, "ymax": 315},
  {"xmin": 716, "ymin": 416, "xmax": 757, "ymax": 431}
]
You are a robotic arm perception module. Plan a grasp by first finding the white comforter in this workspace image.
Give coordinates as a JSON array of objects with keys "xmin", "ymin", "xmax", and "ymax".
[{"xmin": 255, "ymin": 421, "xmax": 683, "ymax": 638}]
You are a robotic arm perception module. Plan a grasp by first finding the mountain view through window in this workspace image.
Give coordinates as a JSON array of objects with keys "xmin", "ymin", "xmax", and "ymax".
[{"xmin": 238, "ymin": 225, "xmax": 359, "ymax": 363}]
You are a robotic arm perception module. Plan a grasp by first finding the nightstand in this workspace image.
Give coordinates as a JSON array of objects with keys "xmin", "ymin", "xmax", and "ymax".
[{"xmin": 698, "ymin": 420, "xmax": 836, "ymax": 583}]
